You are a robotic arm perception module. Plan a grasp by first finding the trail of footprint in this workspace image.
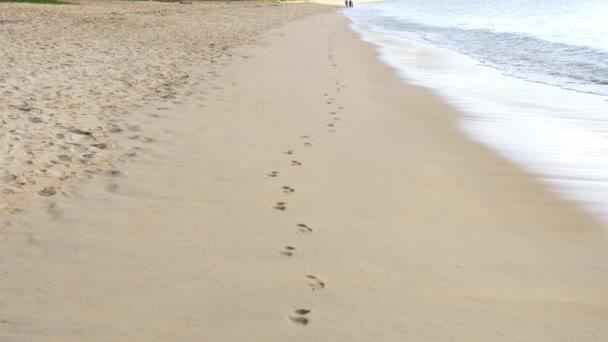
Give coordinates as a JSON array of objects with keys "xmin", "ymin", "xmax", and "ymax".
[
  {"xmin": 274, "ymin": 202, "xmax": 287, "ymax": 211},
  {"xmin": 279, "ymin": 246, "xmax": 296, "ymax": 257},
  {"xmin": 305, "ymin": 275, "xmax": 325, "ymax": 291},
  {"xmin": 297, "ymin": 223, "xmax": 313, "ymax": 233},
  {"xmin": 282, "ymin": 186, "xmax": 295, "ymax": 193},
  {"xmin": 289, "ymin": 309, "xmax": 311, "ymax": 326}
]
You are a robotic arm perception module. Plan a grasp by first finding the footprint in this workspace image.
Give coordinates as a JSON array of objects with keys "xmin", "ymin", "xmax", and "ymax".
[
  {"xmin": 297, "ymin": 223, "xmax": 313, "ymax": 233},
  {"xmin": 274, "ymin": 202, "xmax": 287, "ymax": 211},
  {"xmin": 329, "ymin": 130, "xmax": 336, "ymax": 133},
  {"xmin": 267, "ymin": 171, "xmax": 279, "ymax": 178},
  {"xmin": 38, "ymin": 187, "xmax": 57, "ymax": 197},
  {"xmin": 282, "ymin": 186, "xmax": 295, "ymax": 193},
  {"xmin": 327, "ymin": 123, "xmax": 334, "ymax": 127},
  {"xmin": 329, "ymin": 111, "xmax": 336, "ymax": 115},
  {"xmin": 301, "ymin": 135, "xmax": 309, "ymax": 139},
  {"xmin": 289, "ymin": 309, "xmax": 311, "ymax": 326},
  {"xmin": 284, "ymin": 150, "xmax": 294, "ymax": 155},
  {"xmin": 333, "ymin": 117, "xmax": 341, "ymax": 121},
  {"xmin": 278, "ymin": 246, "xmax": 296, "ymax": 257},
  {"xmin": 106, "ymin": 183, "xmax": 119, "ymax": 193},
  {"xmin": 303, "ymin": 142, "xmax": 312, "ymax": 147},
  {"xmin": 305, "ymin": 275, "xmax": 325, "ymax": 291},
  {"xmin": 291, "ymin": 160, "xmax": 302, "ymax": 166},
  {"xmin": 294, "ymin": 309, "xmax": 311, "ymax": 315}
]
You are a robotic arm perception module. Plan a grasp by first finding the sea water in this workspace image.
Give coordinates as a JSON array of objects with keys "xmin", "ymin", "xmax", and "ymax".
[{"xmin": 345, "ymin": 0, "xmax": 608, "ymax": 224}]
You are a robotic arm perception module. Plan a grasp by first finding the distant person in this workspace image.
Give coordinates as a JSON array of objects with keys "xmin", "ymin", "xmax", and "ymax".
[
  {"xmin": 348, "ymin": 0, "xmax": 353, "ymax": 8},
  {"xmin": 345, "ymin": 0, "xmax": 348, "ymax": 7}
]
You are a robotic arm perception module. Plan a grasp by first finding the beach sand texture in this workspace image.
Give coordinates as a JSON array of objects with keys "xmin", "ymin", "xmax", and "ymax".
[
  {"xmin": 0, "ymin": 1, "xmax": 329, "ymax": 212},
  {"xmin": 2, "ymin": 3, "xmax": 608, "ymax": 342}
]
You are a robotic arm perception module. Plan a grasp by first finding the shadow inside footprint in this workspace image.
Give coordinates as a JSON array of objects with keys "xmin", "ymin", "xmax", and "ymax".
[
  {"xmin": 274, "ymin": 202, "xmax": 287, "ymax": 211},
  {"xmin": 289, "ymin": 315, "xmax": 309, "ymax": 326},
  {"xmin": 291, "ymin": 160, "xmax": 302, "ymax": 166},
  {"xmin": 305, "ymin": 275, "xmax": 325, "ymax": 291},
  {"xmin": 267, "ymin": 171, "xmax": 279, "ymax": 178},
  {"xmin": 297, "ymin": 224, "xmax": 313, "ymax": 233},
  {"xmin": 282, "ymin": 186, "xmax": 295, "ymax": 193},
  {"xmin": 289, "ymin": 308, "xmax": 311, "ymax": 326},
  {"xmin": 279, "ymin": 246, "xmax": 296, "ymax": 257}
]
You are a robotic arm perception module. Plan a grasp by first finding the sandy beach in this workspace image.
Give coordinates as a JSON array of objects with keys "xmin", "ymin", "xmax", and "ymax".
[
  {"xmin": 0, "ymin": 1, "xmax": 329, "ymax": 212},
  {"xmin": 1, "ymin": 2, "xmax": 608, "ymax": 341}
]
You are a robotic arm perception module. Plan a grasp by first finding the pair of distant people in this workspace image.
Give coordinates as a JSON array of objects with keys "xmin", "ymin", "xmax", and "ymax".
[{"xmin": 344, "ymin": 0, "xmax": 353, "ymax": 8}]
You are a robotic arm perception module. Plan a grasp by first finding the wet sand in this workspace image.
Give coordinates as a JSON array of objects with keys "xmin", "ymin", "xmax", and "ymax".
[{"xmin": 1, "ymin": 5, "xmax": 608, "ymax": 342}]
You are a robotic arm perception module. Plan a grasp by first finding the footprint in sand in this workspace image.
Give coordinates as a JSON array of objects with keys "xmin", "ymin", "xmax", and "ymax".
[
  {"xmin": 333, "ymin": 117, "xmax": 341, "ymax": 121},
  {"xmin": 267, "ymin": 171, "xmax": 279, "ymax": 178},
  {"xmin": 329, "ymin": 130, "xmax": 336, "ymax": 133},
  {"xmin": 329, "ymin": 111, "xmax": 337, "ymax": 115},
  {"xmin": 106, "ymin": 183, "xmax": 119, "ymax": 193},
  {"xmin": 297, "ymin": 223, "xmax": 313, "ymax": 233},
  {"xmin": 327, "ymin": 123, "xmax": 334, "ymax": 127},
  {"xmin": 289, "ymin": 309, "xmax": 311, "ymax": 326},
  {"xmin": 282, "ymin": 186, "xmax": 295, "ymax": 193},
  {"xmin": 274, "ymin": 202, "xmax": 287, "ymax": 211},
  {"xmin": 107, "ymin": 169, "xmax": 122, "ymax": 177},
  {"xmin": 38, "ymin": 187, "xmax": 57, "ymax": 197},
  {"xmin": 284, "ymin": 150, "xmax": 294, "ymax": 155},
  {"xmin": 304, "ymin": 142, "xmax": 312, "ymax": 147},
  {"xmin": 291, "ymin": 160, "xmax": 302, "ymax": 166},
  {"xmin": 278, "ymin": 246, "xmax": 296, "ymax": 257},
  {"xmin": 305, "ymin": 275, "xmax": 325, "ymax": 291}
]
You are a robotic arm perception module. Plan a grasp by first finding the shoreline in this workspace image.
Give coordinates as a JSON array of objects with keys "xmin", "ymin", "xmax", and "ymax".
[
  {"xmin": 346, "ymin": 8, "xmax": 608, "ymax": 225},
  {"xmin": 2, "ymin": 7, "xmax": 608, "ymax": 341}
]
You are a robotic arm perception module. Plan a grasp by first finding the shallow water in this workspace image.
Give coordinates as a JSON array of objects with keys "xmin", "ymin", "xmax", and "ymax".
[{"xmin": 345, "ymin": 0, "xmax": 608, "ymax": 223}]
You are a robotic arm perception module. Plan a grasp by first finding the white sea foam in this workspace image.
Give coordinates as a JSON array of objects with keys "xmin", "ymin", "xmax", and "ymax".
[{"xmin": 345, "ymin": 2, "xmax": 608, "ymax": 224}]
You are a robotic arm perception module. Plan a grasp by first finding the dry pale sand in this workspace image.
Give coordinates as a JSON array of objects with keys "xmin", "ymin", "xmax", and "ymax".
[
  {"xmin": 0, "ymin": 0, "xmax": 330, "ymax": 213},
  {"xmin": 1, "ymin": 5, "xmax": 608, "ymax": 342}
]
